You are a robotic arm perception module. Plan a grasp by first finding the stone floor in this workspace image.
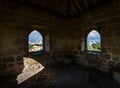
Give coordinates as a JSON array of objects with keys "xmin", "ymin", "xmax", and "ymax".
[{"xmin": 0, "ymin": 64, "xmax": 120, "ymax": 88}]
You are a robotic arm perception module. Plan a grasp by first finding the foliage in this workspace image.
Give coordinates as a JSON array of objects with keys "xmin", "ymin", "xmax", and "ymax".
[
  {"xmin": 29, "ymin": 44, "xmax": 33, "ymax": 49},
  {"xmin": 87, "ymin": 42, "xmax": 101, "ymax": 52}
]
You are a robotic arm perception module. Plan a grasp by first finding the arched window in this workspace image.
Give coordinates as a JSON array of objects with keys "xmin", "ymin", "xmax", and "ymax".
[
  {"xmin": 28, "ymin": 30, "xmax": 43, "ymax": 52},
  {"xmin": 86, "ymin": 30, "xmax": 101, "ymax": 52}
]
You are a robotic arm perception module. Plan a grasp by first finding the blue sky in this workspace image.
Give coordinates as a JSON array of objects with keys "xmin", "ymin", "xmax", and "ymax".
[
  {"xmin": 87, "ymin": 30, "xmax": 101, "ymax": 43},
  {"xmin": 29, "ymin": 30, "xmax": 42, "ymax": 42},
  {"xmin": 29, "ymin": 30, "xmax": 100, "ymax": 43}
]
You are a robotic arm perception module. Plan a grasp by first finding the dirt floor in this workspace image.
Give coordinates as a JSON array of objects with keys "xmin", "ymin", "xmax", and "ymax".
[{"xmin": 1, "ymin": 64, "xmax": 120, "ymax": 88}]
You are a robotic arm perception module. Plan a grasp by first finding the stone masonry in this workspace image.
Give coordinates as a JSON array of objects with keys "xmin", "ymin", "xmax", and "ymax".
[{"xmin": 0, "ymin": 0, "xmax": 120, "ymax": 77}]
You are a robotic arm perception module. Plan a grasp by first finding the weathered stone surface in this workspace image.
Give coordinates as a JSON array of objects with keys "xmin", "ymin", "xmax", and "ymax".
[
  {"xmin": 112, "ymin": 56, "xmax": 120, "ymax": 61},
  {"xmin": 107, "ymin": 61, "xmax": 116, "ymax": 68},
  {"xmin": 17, "ymin": 61, "xmax": 24, "ymax": 65},
  {"xmin": 102, "ymin": 54, "xmax": 111, "ymax": 60},
  {"xmin": 112, "ymin": 48, "xmax": 120, "ymax": 55},
  {"xmin": 114, "ymin": 62, "xmax": 120, "ymax": 69},
  {"xmin": 0, "ymin": 0, "xmax": 120, "ymax": 76},
  {"xmin": 0, "ymin": 57, "xmax": 1, "ymax": 63},
  {"xmin": 113, "ymin": 72, "xmax": 120, "ymax": 83},
  {"xmin": 16, "ymin": 56, "xmax": 23, "ymax": 62},
  {"xmin": 7, "ymin": 63, "xmax": 15, "ymax": 68},
  {"xmin": 2, "ymin": 56, "xmax": 15, "ymax": 62},
  {"xmin": 0, "ymin": 63, "xmax": 7, "ymax": 70}
]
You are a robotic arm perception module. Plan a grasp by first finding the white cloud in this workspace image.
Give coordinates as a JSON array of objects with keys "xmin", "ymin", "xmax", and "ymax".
[
  {"xmin": 88, "ymin": 30, "xmax": 100, "ymax": 38},
  {"xmin": 29, "ymin": 30, "xmax": 43, "ymax": 42}
]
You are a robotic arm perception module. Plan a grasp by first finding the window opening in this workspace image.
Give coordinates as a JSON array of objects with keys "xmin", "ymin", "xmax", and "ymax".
[
  {"xmin": 87, "ymin": 30, "xmax": 101, "ymax": 52},
  {"xmin": 28, "ymin": 30, "xmax": 43, "ymax": 52}
]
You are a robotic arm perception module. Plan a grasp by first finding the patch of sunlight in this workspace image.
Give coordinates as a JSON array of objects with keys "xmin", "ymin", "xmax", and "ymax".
[{"xmin": 16, "ymin": 57, "xmax": 44, "ymax": 84}]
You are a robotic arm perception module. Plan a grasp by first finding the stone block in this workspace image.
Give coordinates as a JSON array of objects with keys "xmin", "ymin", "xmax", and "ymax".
[
  {"xmin": 17, "ymin": 62, "xmax": 24, "ymax": 66},
  {"xmin": 0, "ymin": 63, "xmax": 7, "ymax": 70},
  {"xmin": 107, "ymin": 61, "xmax": 115, "ymax": 68},
  {"xmin": 114, "ymin": 62, "xmax": 120, "ymax": 68},
  {"xmin": 7, "ymin": 63, "xmax": 15, "ymax": 68},
  {"xmin": 109, "ymin": 17, "xmax": 120, "ymax": 24},
  {"xmin": 109, "ymin": 24, "xmax": 120, "ymax": 30},
  {"xmin": 0, "ymin": 57, "xmax": 1, "ymax": 63},
  {"xmin": 102, "ymin": 48, "xmax": 107, "ymax": 53},
  {"xmin": 13, "ymin": 39, "xmax": 22, "ymax": 46},
  {"xmin": 112, "ymin": 49, "xmax": 120, "ymax": 55},
  {"xmin": 102, "ymin": 54, "xmax": 111, "ymax": 59},
  {"xmin": 2, "ymin": 56, "xmax": 15, "ymax": 62},
  {"xmin": 112, "ymin": 30, "xmax": 120, "ymax": 37},
  {"xmin": 16, "ymin": 56, "xmax": 23, "ymax": 62},
  {"xmin": 113, "ymin": 72, "xmax": 120, "ymax": 83},
  {"xmin": 112, "ymin": 56, "xmax": 120, "ymax": 61}
]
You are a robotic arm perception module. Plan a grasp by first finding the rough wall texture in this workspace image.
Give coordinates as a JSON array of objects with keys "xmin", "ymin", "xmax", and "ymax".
[
  {"xmin": 67, "ymin": 0, "xmax": 120, "ymax": 71},
  {"xmin": 0, "ymin": 2, "xmax": 67, "ymax": 76},
  {"xmin": 0, "ymin": 0, "xmax": 120, "ymax": 76}
]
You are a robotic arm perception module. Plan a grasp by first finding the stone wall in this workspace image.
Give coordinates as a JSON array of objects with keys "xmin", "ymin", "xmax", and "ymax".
[
  {"xmin": 0, "ymin": 0, "xmax": 120, "ymax": 76},
  {"xmin": 0, "ymin": 2, "xmax": 67, "ymax": 76},
  {"xmin": 67, "ymin": 0, "xmax": 120, "ymax": 72}
]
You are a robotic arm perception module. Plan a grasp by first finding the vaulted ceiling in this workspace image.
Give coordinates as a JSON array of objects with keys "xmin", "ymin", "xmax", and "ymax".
[{"xmin": 8, "ymin": 0, "xmax": 112, "ymax": 18}]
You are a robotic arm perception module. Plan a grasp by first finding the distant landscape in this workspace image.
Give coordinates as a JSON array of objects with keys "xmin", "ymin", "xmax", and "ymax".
[
  {"xmin": 87, "ymin": 30, "xmax": 101, "ymax": 52},
  {"xmin": 28, "ymin": 30, "xmax": 43, "ymax": 52},
  {"xmin": 29, "ymin": 43, "xmax": 43, "ymax": 52},
  {"xmin": 87, "ymin": 42, "xmax": 101, "ymax": 52}
]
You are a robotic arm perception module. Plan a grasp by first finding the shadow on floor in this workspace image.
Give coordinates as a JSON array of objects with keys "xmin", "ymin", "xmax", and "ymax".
[{"xmin": 0, "ymin": 64, "xmax": 120, "ymax": 88}]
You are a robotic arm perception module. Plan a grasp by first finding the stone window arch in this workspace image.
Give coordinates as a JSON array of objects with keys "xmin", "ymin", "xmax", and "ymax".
[{"xmin": 86, "ymin": 30, "xmax": 101, "ymax": 52}]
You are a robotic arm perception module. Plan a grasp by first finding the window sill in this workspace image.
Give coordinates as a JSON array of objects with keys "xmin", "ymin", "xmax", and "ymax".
[
  {"xmin": 82, "ymin": 51, "xmax": 101, "ymax": 55},
  {"xmin": 86, "ymin": 51, "xmax": 101, "ymax": 55},
  {"xmin": 25, "ymin": 51, "xmax": 48, "ymax": 56}
]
